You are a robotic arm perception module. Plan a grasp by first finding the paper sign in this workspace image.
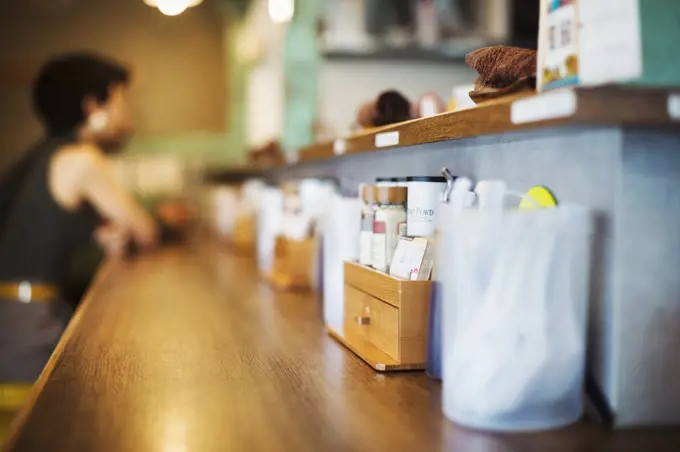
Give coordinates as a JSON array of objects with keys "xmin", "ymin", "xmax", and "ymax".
[
  {"xmin": 374, "ymin": 131, "xmax": 400, "ymax": 148},
  {"xmin": 511, "ymin": 89, "xmax": 577, "ymax": 124},
  {"xmin": 333, "ymin": 138, "xmax": 347, "ymax": 155},
  {"xmin": 668, "ymin": 94, "xmax": 680, "ymax": 121},
  {"xmin": 389, "ymin": 237, "xmax": 429, "ymax": 280}
]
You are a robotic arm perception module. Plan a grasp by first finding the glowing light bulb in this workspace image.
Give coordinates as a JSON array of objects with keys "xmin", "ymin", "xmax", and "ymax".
[
  {"xmin": 157, "ymin": 0, "xmax": 190, "ymax": 16},
  {"xmin": 143, "ymin": 0, "xmax": 202, "ymax": 7},
  {"xmin": 268, "ymin": 0, "xmax": 294, "ymax": 23},
  {"xmin": 142, "ymin": 0, "xmax": 203, "ymax": 16}
]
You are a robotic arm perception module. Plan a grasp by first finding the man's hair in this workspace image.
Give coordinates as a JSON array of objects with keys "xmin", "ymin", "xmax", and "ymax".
[{"xmin": 33, "ymin": 52, "xmax": 130, "ymax": 136}]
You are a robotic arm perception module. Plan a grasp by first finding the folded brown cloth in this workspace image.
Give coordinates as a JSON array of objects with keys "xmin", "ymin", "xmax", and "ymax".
[
  {"xmin": 468, "ymin": 77, "xmax": 535, "ymax": 103},
  {"xmin": 465, "ymin": 46, "xmax": 537, "ymax": 103}
]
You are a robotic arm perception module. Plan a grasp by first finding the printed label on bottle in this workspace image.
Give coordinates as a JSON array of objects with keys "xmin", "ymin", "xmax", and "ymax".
[
  {"xmin": 407, "ymin": 207, "xmax": 436, "ymax": 218},
  {"xmin": 361, "ymin": 212, "xmax": 373, "ymax": 231},
  {"xmin": 373, "ymin": 220, "xmax": 386, "ymax": 234},
  {"xmin": 372, "ymin": 220, "xmax": 387, "ymax": 269}
]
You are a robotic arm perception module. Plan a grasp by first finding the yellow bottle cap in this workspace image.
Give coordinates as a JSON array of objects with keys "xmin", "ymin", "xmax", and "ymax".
[{"xmin": 519, "ymin": 186, "xmax": 557, "ymax": 209}]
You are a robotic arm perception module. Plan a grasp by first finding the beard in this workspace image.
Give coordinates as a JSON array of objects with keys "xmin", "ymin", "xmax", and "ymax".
[{"xmin": 98, "ymin": 131, "xmax": 133, "ymax": 155}]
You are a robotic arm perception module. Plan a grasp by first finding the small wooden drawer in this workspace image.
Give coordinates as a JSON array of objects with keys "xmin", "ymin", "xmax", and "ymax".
[
  {"xmin": 345, "ymin": 285, "xmax": 400, "ymax": 359},
  {"xmin": 329, "ymin": 261, "xmax": 432, "ymax": 371},
  {"xmin": 266, "ymin": 236, "xmax": 317, "ymax": 291}
]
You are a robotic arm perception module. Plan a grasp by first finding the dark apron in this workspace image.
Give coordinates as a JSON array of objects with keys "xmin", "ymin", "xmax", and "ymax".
[
  {"xmin": 0, "ymin": 299, "xmax": 69, "ymax": 382},
  {"xmin": 0, "ymin": 137, "xmax": 80, "ymax": 383}
]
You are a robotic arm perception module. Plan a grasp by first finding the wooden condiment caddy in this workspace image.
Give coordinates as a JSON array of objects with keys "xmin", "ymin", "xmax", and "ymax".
[
  {"xmin": 266, "ymin": 235, "xmax": 317, "ymax": 291},
  {"xmin": 328, "ymin": 261, "xmax": 432, "ymax": 371},
  {"xmin": 229, "ymin": 214, "xmax": 256, "ymax": 256}
]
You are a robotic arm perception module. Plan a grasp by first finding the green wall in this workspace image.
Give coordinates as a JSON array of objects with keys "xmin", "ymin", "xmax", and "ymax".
[{"xmin": 282, "ymin": 0, "xmax": 322, "ymax": 155}]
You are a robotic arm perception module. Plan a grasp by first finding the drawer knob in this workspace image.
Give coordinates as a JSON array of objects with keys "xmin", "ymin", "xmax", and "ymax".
[{"xmin": 354, "ymin": 316, "xmax": 371, "ymax": 326}]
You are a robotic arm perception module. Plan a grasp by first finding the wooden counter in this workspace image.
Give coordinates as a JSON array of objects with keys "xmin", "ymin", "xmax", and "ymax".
[{"xmin": 3, "ymin": 247, "xmax": 680, "ymax": 451}]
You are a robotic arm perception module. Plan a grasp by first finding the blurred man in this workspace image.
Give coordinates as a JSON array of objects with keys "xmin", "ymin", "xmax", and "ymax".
[{"xmin": 0, "ymin": 52, "xmax": 158, "ymax": 382}]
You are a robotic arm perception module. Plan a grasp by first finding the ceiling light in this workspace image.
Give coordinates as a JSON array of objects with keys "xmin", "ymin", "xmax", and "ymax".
[
  {"xmin": 268, "ymin": 0, "xmax": 294, "ymax": 24},
  {"xmin": 144, "ymin": 0, "xmax": 203, "ymax": 6},
  {"xmin": 143, "ymin": 0, "xmax": 203, "ymax": 16},
  {"xmin": 157, "ymin": 0, "xmax": 190, "ymax": 16}
]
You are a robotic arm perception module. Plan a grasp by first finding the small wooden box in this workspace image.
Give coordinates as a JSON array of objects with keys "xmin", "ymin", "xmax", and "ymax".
[
  {"xmin": 328, "ymin": 261, "xmax": 432, "ymax": 371},
  {"xmin": 266, "ymin": 236, "xmax": 317, "ymax": 291},
  {"xmin": 230, "ymin": 214, "xmax": 256, "ymax": 256}
]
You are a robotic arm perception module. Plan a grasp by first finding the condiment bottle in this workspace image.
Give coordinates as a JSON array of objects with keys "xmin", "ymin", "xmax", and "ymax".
[
  {"xmin": 371, "ymin": 186, "xmax": 407, "ymax": 272},
  {"xmin": 406, "ymin": 176, "xmax": 448, "ymax": 237},
  {"xmin": 359, "ymin": 185, "xmax": 377, "ymax": 266}
]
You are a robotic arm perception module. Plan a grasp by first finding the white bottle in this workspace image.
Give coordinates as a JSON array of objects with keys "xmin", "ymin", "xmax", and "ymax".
[
  {"xmin": 475, "ymin": 180, "xmax": 508, "ymax": 212},
  {"xmin": 371, "ymin": 186, "xmax": 407, "ymax": 272},
  {"xmin": 359, "ymin": 185, "xmax": 377, "ymax": 266},
  {"xmin": 449, "ymin": 177, "xmax": 476, "ymax": 210}
]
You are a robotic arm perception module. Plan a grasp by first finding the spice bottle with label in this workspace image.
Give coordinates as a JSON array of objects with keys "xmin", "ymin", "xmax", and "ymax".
[
  {"xmin": 371, "ymin": 186, "xmax": 407, "ymax": 272},
  {"xmin": 359, "ymin": 185, "xmax": 377, "ymax": 266},
  {"xmin": 407, "ymin": 176, "xmax": 448, "ymax": 237}
]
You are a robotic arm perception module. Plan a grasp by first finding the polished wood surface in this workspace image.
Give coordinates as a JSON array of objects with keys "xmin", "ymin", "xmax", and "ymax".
[
  {"xmin": 327, "ymin": 326, "xmax": 419, "ymax": 372},
  {"xmin": 4, "ymin": 247, "xmax": 680, "ymax": 451},
  {"xmin": 298, "ymin": 86, "xmax": 680, "ymax": 162}
]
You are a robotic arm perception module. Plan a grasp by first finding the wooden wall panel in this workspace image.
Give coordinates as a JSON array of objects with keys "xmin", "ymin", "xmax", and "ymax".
[{"xmin": 0, "ymin": 0, "xmax": 227, "ymax": 171}]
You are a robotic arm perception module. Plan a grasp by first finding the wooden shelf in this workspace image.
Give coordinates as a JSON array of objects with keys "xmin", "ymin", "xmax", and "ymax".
[
  {"xmin": 203, "ymin": 165, "xmax": 268, "ymax": 184},
  {"xmin": 299, "ymin": 86, "xmax": 680, "ymax": 162},
  {"xmin": 323, "ymin": 47, "xmax": 469, "ymax": 64}
]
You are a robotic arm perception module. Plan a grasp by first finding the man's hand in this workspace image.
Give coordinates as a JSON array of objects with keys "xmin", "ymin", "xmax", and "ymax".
[
  {"xmin": 156, "ymin": 201, "xmax": 192, "ymax": 229},
  {"xmin": 95, "ymin": 224, "xmax": 130, "ymax": 258}
]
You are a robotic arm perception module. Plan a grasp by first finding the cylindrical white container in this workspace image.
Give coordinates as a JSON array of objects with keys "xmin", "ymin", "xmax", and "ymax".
[
  {"xmin": 210, "ymin": 185, "xmax": 239, "ymax": 238},
  {"xmin": 443, "ymin": 205, "xmax": 592, "ymax": 431},
  {"xmin": 406, "ymin": 176, "xmax": 448, "ymax": 237},
  {"xmin": 241, "ymin": 179, "xmax": 265, "ymax": 215},
  {"xmin": 323, "ymin": 193, "xmax": 362, "ymax": 332},
  {"xmin": 256, "ymin": 187, "xmax": 283, "ymax": 275}
]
